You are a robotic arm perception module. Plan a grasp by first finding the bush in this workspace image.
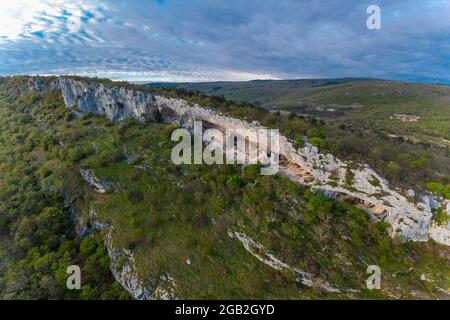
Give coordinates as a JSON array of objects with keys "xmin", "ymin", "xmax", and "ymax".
[
  {"xmin": 369, "ymin": 176, "xmax": 381, "ymax": 187},
  {"xmin": 426, "ymin": 182, "xmax": 450, "ymax": 200},
  {"xmin": 410, "ymin": 155, "xmax": 429, "ymax": 168},
  {"xmin": 305, "ymin": 190, "xmax": 329, "ymax": 213},
  {"xmin": 67, "ymin": 146, "xmax": 94, "ymax": 162},
  {"xmin": 433, "ymin": 208, "xmax": 450, "ymax": 226},
  {"xmin": 227, "ymin": 175, "xmax": 245, "ymax": 189},
  {"xmin": 80, "ymin": 237, "xmax": 98, "ymax": 257},
  {"xmin": 39, "ymin": 165, "xmax": 53, "ymax": 179},
  {"xmin": 243, "ymin": 164, "xmax": 261, "ymax": 182},
  {"xmin": 65, "ymin": 112, "xmax": 77, "ymax": 121},
  {"xmin": 309, "ymin": 137, "xmax": 325, "ymax": 149},
  {"xmin": 127, "ymin": 189, "xmax": 143, "ymax": 203},
  {"xmin": 345, "ymin": 169, "xmax": 355, "ymax": 187},
  {"xmin": 293, "ymin": 137, "xmax": 305, "ymax": 149}
]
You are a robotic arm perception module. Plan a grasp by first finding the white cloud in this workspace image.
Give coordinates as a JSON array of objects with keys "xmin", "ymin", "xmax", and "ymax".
[
  {"xmin": 0, "ymin": 0, "xmax": 449, "ymax": 83},
  {"xmin": 41, "ymin": 67, "xmax": 280, "ymax": 83},
  {"xmin": 0, "ymin": 0, "xmax": 106, "ymax": 43}
]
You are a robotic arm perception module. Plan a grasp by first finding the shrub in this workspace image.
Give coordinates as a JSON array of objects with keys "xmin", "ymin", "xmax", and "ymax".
[
  {"xmin": 227, "ymin": 175, "xmax": 245, "ymax": 188},
  {"xmin": 433, "ymin": 208, "xmax": 450, "ymax": 226},
  {"xmin": 243, "ymin": 164, "xmax": 261, "ymax": 182},
  {"xmin": 426, "ymin": 182, "xmax": 450, "ymax": 200},
  {"xmin": 65, "ymin": 112, "xmax": 77, "ymax": 121},
  {"xmin": 345, "ymin": 169, "xmax": 355, "ymax": 187},
  {"xmin": 369, "ymin": 176, "xmax": 381, "ymax": 187},
  {"xmin": 39, "ymin": 165, "xmax": 53, "ymax": 179},
  {"xmin": 127, "ymin": 189, "xmax": 143, "ymax": 203},
  {"xmin": 309, "ymin": 137, "xmax": 325, "ymax": 149},
  {"xmin": 293, "ymin": 137, "xmax": 305, "ymax": 149},
  {"xmin": 95, "ymin": 149, "xmax": 125, "ymax": 167},
  {"xmin": 305, "ymin": 190, "xmax": 329, "ymax": 213},
  {"xmin": 410, "ymin": 155, "xmax": 429, "ymax": 168},
  {"xmin": 67, "ymin": 146, "xmax": 94, "ymax": 162},
  {"xmin": 80, "ymin": 237, "xmax": 98, "ymax": 256}
]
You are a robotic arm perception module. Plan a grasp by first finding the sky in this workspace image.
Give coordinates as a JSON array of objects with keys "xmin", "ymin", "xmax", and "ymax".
[{"xmin": 0, "ymin": 0, "xmax": 449, "ymax": 83}]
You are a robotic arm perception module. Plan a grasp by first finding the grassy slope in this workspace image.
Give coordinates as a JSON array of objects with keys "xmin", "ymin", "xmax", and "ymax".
[{"xmin": 1, "ymin": 77, "xmax": 448, "ymax": 299}]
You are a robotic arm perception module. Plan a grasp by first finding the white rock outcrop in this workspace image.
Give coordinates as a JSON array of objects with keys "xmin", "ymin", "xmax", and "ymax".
[
  {"xmin": 80, "ymin": 169, "xmax": 112, "ymax": 193},
  {"xmin": 57, "ymin": 78, "xmax": 159, "ymax": 122},
  {"xmin": 105, "ymin": 231, "xmax": 153, "ymax": 300},
  {"xmin": 228, "ymin": 231, "xmax": 342, "ymax": 293}
]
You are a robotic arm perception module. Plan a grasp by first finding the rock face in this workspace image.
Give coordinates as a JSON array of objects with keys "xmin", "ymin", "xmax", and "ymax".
[
  {"xmin": 34, "ymin": 76, "xmax": 449, "ymax": 247},
  {"xmin": 57, "ymin": 78, "xmax": 159, "ymax": 122},
  {"xmin": 72, "ymin": 207, "xmax": 177, "ymax": 300},
  {"xmin": 104, "ymin": 231, "xmax": 153, "ymax": 300},
  {"xmin": 105, "ymin": 231, "xmax": 177, "ymax": 300},
  {"xmin": 80, "ymin": 169, "xmax": 112, "ymax": 193},
  {"xmin": 28, "ymin": 76, "xmax": 60, "ymax": 92},
  {"xmin": 228, "ymin": 231, "xmax": 343, "ymax": 293}
]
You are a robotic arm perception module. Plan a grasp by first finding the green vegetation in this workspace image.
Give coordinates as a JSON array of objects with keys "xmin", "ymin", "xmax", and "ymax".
[
  {"xmin": 293, "ymin": 137, "xmax": 305, "ymax": 149},
  {"xmin": 369, "ymin": 176, "xmax": 381, "ymax": 188},
  {"xmin": 0, "ymin": 76, "xmax": 449, "ymax": 299},
  {"xmin": 345, "ymin": 169, "xmax": 355, "ymax": 188},
  {"xmin": 426, "ymin": 182, "xmax": 450, "ymax": 200},
  {"xmin": 309, "ymin": 137, "xmax": 325, "ymax": 149},
  {"xmin": 0, "ymin": 78, "xmax": 129, "ymax": 299},
  {"xmin": 146, "ymin": 78, "xmax": 365, "ymax": 108},
  {"xmin": 433, "ymin": 208, "xmax": 450, "ymax": 226}
]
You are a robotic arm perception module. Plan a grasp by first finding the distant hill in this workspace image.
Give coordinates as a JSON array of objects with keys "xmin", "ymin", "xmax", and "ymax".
[{"xmin": 145, "ymin": 78, "xmax": 372, "ymax": 107}]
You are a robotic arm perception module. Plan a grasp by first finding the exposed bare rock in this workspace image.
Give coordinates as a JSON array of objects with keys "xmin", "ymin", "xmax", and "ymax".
[
  {"xmin": 58, "ymin": 78, "xmax": 159, "ymax": 122},
  {"xmin": 105, "ymin": 231, "xmax": 153, "ymax": 300},
  {"xmin": 28, "ymin": 76, "xmax": 60, "ymax": 92},
  {"xmin": 69, "ymin": 204, "xmax": 91, "ymax": 238},
  {"xmin": 69, "ymin": 204, "xmax": 176, "ymax": 300},
  {"xmin": 88, "ymin": 208, "xmax": 110, "ymax": 231},
  {"xmin": 152, "ymin": 94, "xmax": 449, "ymax": 245},
  {"xmin": 228, "ymin": 231, "xmax": 342, "ymax": 293},
  {"xmin": 429, "ymin": 222, "xmax": 450, "ymax": 245},
  {"xmin": 80, "ymin": 169, "xmax": 112, "ymax": 193},
  {"xmin": 390, "ymin": 114, "xmax": 421, "ymax": 122},
  {"xmin": 154, "ymin": 273, "xmax": 178, "ymax": 300},
  {"xmin": 105, "ymin": 231, "xmax": 178, "ymax": 300}
]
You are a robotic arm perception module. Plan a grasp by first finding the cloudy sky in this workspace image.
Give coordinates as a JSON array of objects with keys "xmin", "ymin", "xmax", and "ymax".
[{"xmin": 0, "ymin": 0, "xmax": 449, "ymax": 83}]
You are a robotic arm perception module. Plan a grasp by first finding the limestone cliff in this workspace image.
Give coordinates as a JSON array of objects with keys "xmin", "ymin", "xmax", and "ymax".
[{"xmin": 54, "ymin": 77, "xmax": 159, "ymax": 122}]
